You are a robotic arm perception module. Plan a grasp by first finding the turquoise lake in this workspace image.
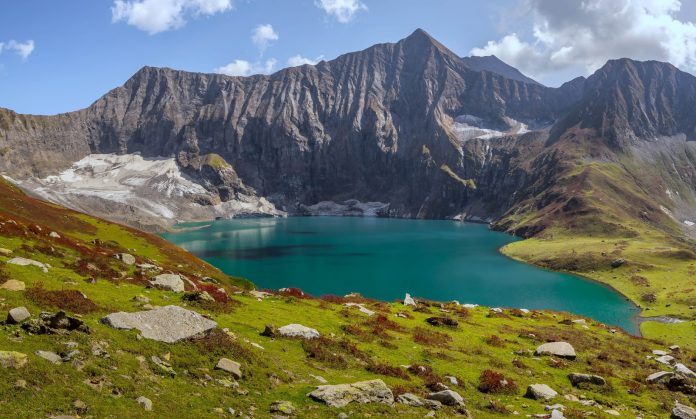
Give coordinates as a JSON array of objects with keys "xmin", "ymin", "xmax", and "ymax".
[{"xmin": 162, "ymin": 217, "xmax": 640, "ymax": 333}]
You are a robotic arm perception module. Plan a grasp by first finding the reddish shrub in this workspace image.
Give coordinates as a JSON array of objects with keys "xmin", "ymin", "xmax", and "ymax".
[
  {"xmin": 26, "ymin": 285, "xmax": 100, "ymax": 314},
  {"xmin": 320, "ymin": 294, "xmax": 346, "ymax": 304},
  {"xmin": 413, "ymin": 327, "xmax": 452, "ymax": 347},
  {"xmin": 366, "ymin": 362, "xmax": 410, "ymax": 380},
  {"xmin": 478, "ymin": 370, "xmax": 519, "ymax": 394},
  {"xmin": 277, "ymin": 287, "xmax": 310, "ymax": 299},
  {"xmin": 485, "ymin": 334, "xmax": 506, "ymax": 347}
]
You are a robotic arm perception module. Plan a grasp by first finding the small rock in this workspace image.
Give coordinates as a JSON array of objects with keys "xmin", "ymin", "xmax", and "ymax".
[
  {"xmin": 568, "ymin": 373, "xmax": 606, "ymax": 387},
  {"xmin": 535, "ymin": 342, "xmax": 577, "ymax": 360},
  {"xmin": 215, "ymin": 358, "xmax": 242, "ymax": 379},
  {"xmin": 604, "ymin": 409, "xmax": 620, "ymax": 416},
  {"xmin": 307, "ymin": 379, "xmax": 394, "ymax": 408},
  {"xmin": 269, "ymin": 401, "xmax": 295, "ymax": 415},
  {"xmin": 49, "ymin": 232, "xmax": 61, "ymax": 239},
  {"xmin": 7, "ymin": 306, "xmax": 30, "ymax": 323},
  {"xmin": 278, "ymin": 324, "xmax": 320, "ymax": 339},
  {"xmin": 572, "ymin": 319, "xmax": 587, "ymax": 325},
  {"xmin": 7, "ymin": 257, "xmax": 49, "ymax": 273},
  {"xmin": 73, "ymin": 400, "xmax": 87, "ymax": 413},
  {"xmin": 22, "ymin": 311, "xmax": 89, "ymax": 334},
  {"xmin": 673, "ymin": 400, "xmax": 696, "ymax": 419},
  {"xmin": 675, "ymin": 363, "xmax": 696, "ymax": 379},
  {"xmin": 0, "ymin": 351, "xmax": 28, "ymax": 369},
  {"xmin": 611, "ymin": 259, "xmax": 625, "ymax": 268},
  {"xmin": 426, "ymin": 389, "xmax": 465, "ymax": 406},
  {"xmin": 526, "ymin": 384, "xmax": 558, "ymax": 401},
  {"xmin": 646, "ymin": 371, "xmax": 674, "ymax": 384},
  {"xmin": 670, "ymin": 345, "xmax": 681, "ymax": 352},
  {"xmin": 0, "ymin": 279, "xmax": 26, "ymax": 291},
  {"xmin": 404, "ymin": 293, "xmax": 417, "ymax": 307},
  {"xmin": 150, "ymin": 274, "xmax": 185, "ymax": 293},
  {"xmin": 150, "ymin": 356, "xmax": 176, "ymax": 376},
  {"xmin": 444, "ymin": 376, "xmax": 459, "ymax": 386},
  {"xmin": 397, "ymin": 393, "xmax": 442, "ymax": 409},
  {"xmin": 137, "ymin": 396, "xmax": 153, "ymax": 411},
  {"xmin": 656, "ymin": 355, "xmax": 676, "ymax": 365},
  {"xmin": 35, "ymin": 350, "xmax": 62, "ymax": 364},
  {"xmin": 425, "ymin": 316, "xmax": 458, "ymax": 327},
  {"xmin": 132, "ymin": 295, "xmax": 150, "ymax": 304},
  {"xmin": 115, "ymin": 253, "xmax": 136, "ymax": 265},
  {"xmin": 261, "ymin": 324, "xmax": 278, "ymax": 337},
  {"xmin": 0, "ymin": 248, "xmax": 13, "ymax": 256},
  {"xmin": 14, "ymin": 379, "xmax": 27, "ymax": 389},
  {"xmin": 653, "ymin": 349, "xmax": 668, "ymax": 356},
  {"xmin": 344, "ymin": 302, "xmax": 375, "ymax": 316}
]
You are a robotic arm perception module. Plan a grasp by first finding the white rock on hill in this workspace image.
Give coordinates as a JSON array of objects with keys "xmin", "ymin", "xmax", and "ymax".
[{"xmin": 101, "ymin": 305, "xmax": 217, "ymax": 343}]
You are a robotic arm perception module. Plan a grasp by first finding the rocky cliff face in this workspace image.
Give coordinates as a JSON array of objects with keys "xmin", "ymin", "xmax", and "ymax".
[{"xmin": 1, "ymin": 29, "xmax": 696, "ymax": 237}]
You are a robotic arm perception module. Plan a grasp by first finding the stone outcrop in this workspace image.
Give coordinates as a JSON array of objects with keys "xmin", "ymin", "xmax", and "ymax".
[
  {"xmin": 535, "ymin": 342, "xmax": 577, "ymax": 360},
  {"xmin": 101, "ymin": 305, "xmax": 216, "ymax": 343},
  {"xmin": 278, "ymin": 324, "xmax": 320, "ymax": 339},
  {"xmin": 307, "ymin": 379, "xmax": 394, "ymax": 408}
]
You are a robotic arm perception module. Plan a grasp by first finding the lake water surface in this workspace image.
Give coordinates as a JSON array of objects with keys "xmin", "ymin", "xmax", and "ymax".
[{"xmin": 162, "ymin": 217, "xmax": 640, "ymax": 333}]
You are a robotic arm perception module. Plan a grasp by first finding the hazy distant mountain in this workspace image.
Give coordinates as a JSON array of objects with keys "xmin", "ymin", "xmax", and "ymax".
[
  {"xmin": 461, "ymin": 55, "xmax": 542, "ymax": 85},
  {"xmin": 1, "ymin": 28, "xmax": 695, "ymax": 240}
]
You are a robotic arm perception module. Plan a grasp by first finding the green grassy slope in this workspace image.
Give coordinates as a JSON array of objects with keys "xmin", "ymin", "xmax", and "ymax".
[{"xmin": 0, "ymin": 179, "xmax": 694, "ymax": 417}]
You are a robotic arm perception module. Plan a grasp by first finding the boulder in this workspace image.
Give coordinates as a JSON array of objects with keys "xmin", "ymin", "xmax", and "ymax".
[
  {"xmin": 7, "ymin": 306, "xmax": 30, "ymax": 323},
  {"xmin": 0, "ymin": 279, "xmax": 26, "ymax": 291},
  {"xmin": 344, "ymin": 303, "xmax": 375, "ymax": 316},
  {"xmin": 22, "ymin": 311, "xmax": 89, "ymax": 334},
  {"xmin": 675, "ymin": 364, "xmax": 696, "ymax": 379},
  {"xmin": 278, "ymin": 324, "xmax": 320, "ymax": 339},
  {"xmin": 269, "ymin": 401, "xmax": 295, "ymax": 415},
  {"xmin": 397, "ymin": 393, "xmax": 442, "ymax": 409},
  {"xmin": 656, "ymin": 355, "xmax": 676, "ymax": 365},
  {"xmin": 526, "ymin": 384, "xmax": 558, "ymax": 401},
  {"xmin": 611, "ymin": 259, "xmax": 626, "ymax": 268},
  {"xmin": 568, "ymin": 373, "xmax": 606, "ymax": 387},
  {"xmin": 426, "ymin": 317, "xmax": 459, "ymax": 327},
  {"xmin": 260, "ymin": 324, "xmax": 278, "ymax": 337},
  {"xmin": 115, "ymin": 253, "xmax": 136, "ymax": 265},
  {"xmin": 35, "ymin": 350, "xmax": 62, "ymax": 364},
  {"xmin": 535, "ymin": 342, "xmax": 577, "ymax": 360},
  {"xmin": 7, "ymin": 257, "xmax": 49, "ymax": 273},
  {"xmin": 49, "ymin": 232, "xmax": 61, "ymax": 239},
  {"xmin": 101, "ymin": 305, "xmax": 217, "ymax": 343},
  {"xmin": 308, "ymin": 379, "xmax": 394, "ymax": 408},
  {"xmin": 215, "ymin": 358, "xmax": 242, "ymax": 379},
  {"xmin": 150, "ymin": 274, "xmax": 185, "ymax": 292},
  {"xmin": 0, "ymin": 351, "xmax": 28, "ymax": 369},
  {"xmin": 673, "ymin": 401, "xmax": 696, "ymax": 419},
  {"xmin": 647, "ymin": 371, "xmax": 674, "ymax": 384},
  {"xmin": 0, "ymin": 248, "xmax": 13, "ymax": 256},
  {"xmin": 653, "ymin": 349, "xmax": 668, "ymax": 356},
  {"xmin": 404, "ymin": 293, "xmax": 417, "ymax": 307},
  {"xmin": 136, "ymin": 396, "xmax": 153, "ymax": 411},
  {"xmin": 426, "ymin": 389, "xmax": 465, "ymax": 406}
]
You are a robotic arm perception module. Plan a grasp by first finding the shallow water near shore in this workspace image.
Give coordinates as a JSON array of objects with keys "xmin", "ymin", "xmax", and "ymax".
[{"xmin": 162, "ymin": 217, "xmax": 640, "ymax": 334}]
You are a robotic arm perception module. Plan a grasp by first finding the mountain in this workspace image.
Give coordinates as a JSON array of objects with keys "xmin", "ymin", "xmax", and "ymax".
[{"xmin": 461, "ymin": 55, "xmax": 542, "ymax": 85}]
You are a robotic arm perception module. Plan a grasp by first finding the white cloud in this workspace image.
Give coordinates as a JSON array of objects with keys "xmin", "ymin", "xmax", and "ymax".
[
  {"xmin": 214, "ymin": 58, "xmax": 276, "ymax": 76},
  {"xmin": 111, "ymin": 0, "xmax": 233, "ymax": 34},
  {"xmin": 471, "ymin": 0, "xmax": 696, "ymax": 84},
  {"xmin": 287, "ymin": 54, "xmax": 323, "ymax": 67},
  {"xmin": 315, "ymin": 0, "xmax": 366, "ymax": 23},
  {"xmin": 0, "ymin": 40, "xmax": 35, "ymax": 59},
  {"xmin": 251, "ymin": 24, "xmax": 279, "ymax": 51}
]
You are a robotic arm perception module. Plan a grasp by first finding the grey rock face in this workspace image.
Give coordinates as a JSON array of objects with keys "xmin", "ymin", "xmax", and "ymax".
[
  {"xmin": 646, "ymin": 371, "xmax": 674, "ymax": 384},
  {"xmin": 115, "ymin": 253, "xmax": 136, "ymax": 265},
  {"xmin": 525, "ymin": 384, "xmax": 558, "ymax": 401},
  {"xmin": 568, "ymin": 373, "xmax": 606, "ymax": 387},
  {"xmin": 35, "ymin": 350, "xmax": 62, "ymax": 364},
  {"xmin": 426, "ymin": 389, "xmax": 465, "ymax": 406},
  {"xmin": 278, "ymin": 324, "xmax": 320, "ymax": 339},
  {"xmin": 535, "ymin": 342, "xmax": 577, "ymax": 360},
  {"xmin": 7, "ymin": 306, "xmax": 30, "ymax": 324},
  {"xmin": 150, "ymin": 274, "xmax": 185, "ymax": 293},
  {"xmin": 307, "ymin": 379, "xmax": 394, "ymax": 408},
  {"xmin": 7, "ymin": 257, "xmax": 49, "ymax": 273},
  {"xmin": 673, "ymin": 401, "xmax": 696, "ymax": 419},
  {"xmin": 215, "ymin": 358, "xmax": 242, "ymax": 379},
  {"xmin": 397, "ymin": 393, "xmax": 442, "ymax": 409},
  {"xmin": 101, "ymin": 305, "xmax": 217, "ymax": 343}
]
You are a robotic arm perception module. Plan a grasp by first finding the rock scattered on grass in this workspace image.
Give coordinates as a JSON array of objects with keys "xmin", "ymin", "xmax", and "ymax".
[
  {"xmin": 215, "ymin": 358, "xmax": 242, "ymax": 379},
  {"xmin": 307, "ymin": 379, "xmax": 394, "ymax": 408},
  {"xmin": 672, "ymin": 400, "xmax": 696, "ymax": 419},
  {"xmin": 149, "ymin": 274, "xmax": 185, "ymax": 293},
  {"xmin": 35, "ymin": 350, "xmax": 62, "ymax": 364},
  {"xmin": 426, "ymin": 316, "xmax": 458, "ymax": 327},
  {"xmin": 343, "ymin": 302, "xmax": 375, "ymax": 316},
  {"xmin": 22, "ymin": 311, "xmax": 89, "ymax": 334},
  {"xmin": 397, "ymin": 393, "xmax": 442, "ymax": 409},
  {"xmin": 7, "ymin": 257, "xmax": 49, "ymax": 273},
  {"xmin": 278, "ymin": 324, "xmax": 320, "ymax": 339},
  {"xmin": 7, "ymin": 306, "xmax": 30, "ymax": 323},
  {"xmin": 426, "ymin": 389, "xmax": 465, "ymax": 406},
  {"xmin": 269, "ymin": 400, "xmax": 295, "ymax": 415},
  {"xmin": 526, "ymin": 384, "xmax": 558, "ymax": 401},
  {"xmin": 0, "ymin": 279, "xmax": 26, "ymax": 291},
  {"xmin": 101, "ymin": 305, "xmax": 216, "ymax": 343},
  {"xmin": 0, "ymin": 248, "xmax": 12, "ymax": 256},
  {"xmin": 404, "ymin": 293, "xmax": 417, "ymax": 307},
  {"xmin": 535, "ymin": 342, "xmax": 577, "ymax": 360},
  {"xmin": 646, "ymin": 371, "xmax": 674, "ymax": 384},
  {"xmin": 675, "ymin": 364, "xmax": 696, "ymax": 379},
  {"xmin": 656, "ymin": 355, "xmax": 676, "ymax": 365},
  {"xmin": 568, "ymin": 373, "xmax": 606, "ymax": 387},
  {"xmin": 136, "ymin": 396, "xmax": 153, "ymax": 411},
  {"xmin": 115, "ymin": 253, "xmax": 136, "ymax": 265},
  {"xmin": 0, "ymin": 351, "xmax": 28, "ymax": 369}
]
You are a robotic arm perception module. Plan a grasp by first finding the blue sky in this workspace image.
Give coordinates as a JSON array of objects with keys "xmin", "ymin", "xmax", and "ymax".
[{"xmin": 2, "ymin": 0, "xmax": 696, "ymax": 115}]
